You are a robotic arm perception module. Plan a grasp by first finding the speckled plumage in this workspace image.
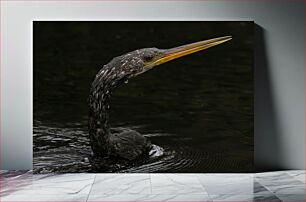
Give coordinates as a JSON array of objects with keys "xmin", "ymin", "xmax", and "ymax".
[{"xmin": 88, "ymin": 48, "xmax": 164, "ymax": 160}]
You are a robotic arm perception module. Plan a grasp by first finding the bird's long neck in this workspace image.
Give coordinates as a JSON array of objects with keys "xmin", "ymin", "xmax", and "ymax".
[{"xmin": 88, "ymin": 65, "xmax": 126, "ymax": 156}]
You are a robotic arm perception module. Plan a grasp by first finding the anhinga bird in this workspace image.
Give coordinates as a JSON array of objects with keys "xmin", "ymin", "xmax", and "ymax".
[{"xmin": 89, "ymin": 36, "xmax": 232, "ymax": 161}]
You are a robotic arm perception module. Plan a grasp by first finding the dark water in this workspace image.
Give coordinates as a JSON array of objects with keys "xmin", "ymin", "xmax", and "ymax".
[{"xmin": 34, "ymin": 22, "xmax": 253, "ymax": 173}]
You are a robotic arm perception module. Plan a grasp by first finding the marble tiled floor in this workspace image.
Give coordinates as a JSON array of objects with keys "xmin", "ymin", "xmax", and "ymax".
[{"xmin": 0, "ymin": 170, "xmax": 305, "ymax": 202}]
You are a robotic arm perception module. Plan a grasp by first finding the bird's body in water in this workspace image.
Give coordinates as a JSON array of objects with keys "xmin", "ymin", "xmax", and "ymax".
[{"xmin": 88, "ymin": 36, "xmax": 232, "ymax": 161}]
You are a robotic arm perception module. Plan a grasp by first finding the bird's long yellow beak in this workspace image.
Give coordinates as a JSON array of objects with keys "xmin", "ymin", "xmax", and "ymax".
[{"xmin": 154, "ymin": 36, "xmax": 232, "ymax": 66}]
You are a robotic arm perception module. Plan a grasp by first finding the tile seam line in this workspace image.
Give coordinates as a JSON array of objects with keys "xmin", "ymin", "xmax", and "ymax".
[
  {"xmin": 149, "ymin": 174, "xmax": 153, "ymax": 194},
  {"xmin": 194, "ymin": 175, "xmax": 212, "ymax": 201},
  {"xmin": 86, "ymin": 174, "xmax": 97, "ymax": 202}
]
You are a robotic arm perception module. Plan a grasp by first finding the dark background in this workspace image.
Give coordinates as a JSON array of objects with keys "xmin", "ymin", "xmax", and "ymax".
[{"xmin": 34, "ymin": 21, "xmax": 253, "ymax": 173}]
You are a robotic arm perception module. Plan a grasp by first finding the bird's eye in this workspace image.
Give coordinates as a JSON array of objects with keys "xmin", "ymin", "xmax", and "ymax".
[{"xmin": 144, "ymin": 55, "xmax": 154, "ymax": 62}]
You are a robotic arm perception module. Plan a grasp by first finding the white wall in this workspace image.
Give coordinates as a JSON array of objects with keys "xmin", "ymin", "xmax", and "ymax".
[{"xmin": 1, "ymin": 0, "xmax": 304, "ymax": 170}]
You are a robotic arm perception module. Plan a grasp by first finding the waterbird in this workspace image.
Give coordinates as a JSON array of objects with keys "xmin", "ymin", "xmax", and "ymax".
[{"xmin": 88, "ymin": 36, "xmax": 232, "ymax": 161}]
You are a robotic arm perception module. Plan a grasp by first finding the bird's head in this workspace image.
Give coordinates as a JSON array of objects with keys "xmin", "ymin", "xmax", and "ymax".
[
  {"xmin": 96, "ymin": 36, "xmax": 232, "ymax": 90},
  {"xmin": 109, "ymin": 36, "xmax": 232, "ymax": 80}
]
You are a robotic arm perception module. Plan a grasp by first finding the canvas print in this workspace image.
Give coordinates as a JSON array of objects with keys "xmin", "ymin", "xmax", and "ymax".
[{"xmin": 34, "ymin": 21, "xmax": 253, "ymax": 173}]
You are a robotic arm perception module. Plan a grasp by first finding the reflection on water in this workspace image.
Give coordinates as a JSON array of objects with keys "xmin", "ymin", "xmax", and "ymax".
[{"xmin": 34, "ymin": 22, "xmax": 253, "ymax": 173}]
